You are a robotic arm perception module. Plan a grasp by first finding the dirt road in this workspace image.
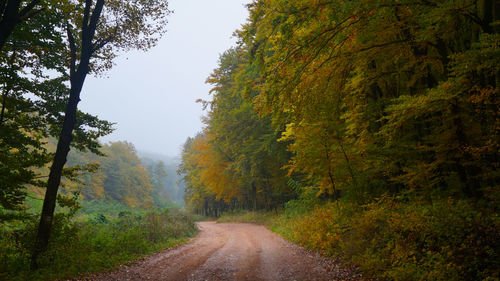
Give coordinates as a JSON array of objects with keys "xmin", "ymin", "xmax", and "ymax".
[{"xmin": 82, "ymin": 222, "xmax": 362, "ymax": 281}]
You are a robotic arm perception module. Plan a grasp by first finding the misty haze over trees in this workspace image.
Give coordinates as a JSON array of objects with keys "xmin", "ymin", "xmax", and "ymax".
[
  {"xmin": 1, "ymin": 0, "xmax": 499, "ymax": 280},
  {"xmin": 65, "ymin": 141, "xmax": 185, "ymax": 209},
  {"xmin": 139, "ymin": 151, "xmax": 185, "ymax": 206},
  {"xmin": 26, "ymin": 140, "xmax": 183, "ymax": 210}
]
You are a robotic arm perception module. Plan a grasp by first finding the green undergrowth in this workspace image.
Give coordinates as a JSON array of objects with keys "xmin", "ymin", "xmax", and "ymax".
[
  {"xmin": 191, "ymin": 213, "xmax": 213, "ymax": 222},
  {"xmin": 218, "ymin": 196, "xmax": 500, "ymax": 281},
  {"xmin": 217, "ymin": 210, "xmax": 276, "ymax": 224},
  {"xmin": 1, "ymin": 208, "xmax": 198, "ymax": 281}
]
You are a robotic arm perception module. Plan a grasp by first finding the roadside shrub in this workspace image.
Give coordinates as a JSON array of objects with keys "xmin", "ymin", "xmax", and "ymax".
[{"xmin": 286, "ymin": 197, "xmax": 500, "ymax": 281}]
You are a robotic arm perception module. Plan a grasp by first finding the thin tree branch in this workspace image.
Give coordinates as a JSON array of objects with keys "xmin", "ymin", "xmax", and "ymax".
[
  {"xmin": 19, "ymin": 7, "xmax": 44, "ymax": 21},
  {"xmin": 92, "ymin": 26, "xmax": 118, "ymax": 53},
  {"xmin": 18, "ymin": 0, "xmax": 40, "ymax": 18},
  {"xmin": 271, "ymin": 15, "xmax": 354, "ymax": 75}
]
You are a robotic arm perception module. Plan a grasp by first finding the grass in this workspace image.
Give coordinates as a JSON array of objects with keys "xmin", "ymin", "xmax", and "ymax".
[{"xmin": 1, "ymin": 208, "xmax": 198, "ymax": 281}]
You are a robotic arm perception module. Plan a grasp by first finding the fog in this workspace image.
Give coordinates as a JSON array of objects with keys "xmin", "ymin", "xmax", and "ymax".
[{"xmin": 79, "ymin": 0, "xmax": 251, "ymax": 157}]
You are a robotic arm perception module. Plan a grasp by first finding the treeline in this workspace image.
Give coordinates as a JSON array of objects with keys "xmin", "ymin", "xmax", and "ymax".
[
  {"xmin": 24, "ymin": 140, "xmax": 177, "ymax": 210},
  {"xmin": 69, "ymin": 141, "xmax": 179, "ymax": 209},
  {"xmin": 181, "ymin": 0, "xmax": 499, "ymax": 215}
]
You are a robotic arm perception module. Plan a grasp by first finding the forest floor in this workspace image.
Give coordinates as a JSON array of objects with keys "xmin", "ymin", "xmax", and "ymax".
[{"xmin": 74, "ymin": 221, "xmax": 362, "ymax": 281}]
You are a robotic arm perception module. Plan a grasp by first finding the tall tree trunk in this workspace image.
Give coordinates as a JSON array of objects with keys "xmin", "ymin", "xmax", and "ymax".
[
  {"xmin": 451, "ymin": 101, "xmax": 481, "ymax": 198},
  {"xmin": 251, "ymin": 182, "xmax": 257, "ymax": 211},
  {"xmin": 30, "ymin": 71, "xmax": 87, "ymax": 269},
  {"xmin": 481, "ymin": 0, "xmax": 493, "ymax": 33},
  {"xmin": 30, "ymin": 0, "xmax": 104, "ymax": 269},
  {"xmin": 323, "ymin": 141, "xmax": 337, "ymax": 199}
]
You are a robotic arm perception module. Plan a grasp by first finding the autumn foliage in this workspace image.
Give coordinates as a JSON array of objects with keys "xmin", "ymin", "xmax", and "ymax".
[{"xmin": 182, "ymin": 0, "xmax": 499, "ymax": 279}]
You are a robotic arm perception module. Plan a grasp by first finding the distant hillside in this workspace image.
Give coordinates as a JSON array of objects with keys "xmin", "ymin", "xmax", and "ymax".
[
  {"xmin": 62, "ymin": 141, "xmax": 155, "ymax": 208},
  {"xmin": 27, "ymin": 141, "xmax": 184, "ymax": 209}
]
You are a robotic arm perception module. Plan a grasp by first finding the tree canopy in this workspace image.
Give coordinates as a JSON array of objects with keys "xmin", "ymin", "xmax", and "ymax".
[{"xmin": 181, "ymin": 0, "xmax": 499, "ymax": 213}]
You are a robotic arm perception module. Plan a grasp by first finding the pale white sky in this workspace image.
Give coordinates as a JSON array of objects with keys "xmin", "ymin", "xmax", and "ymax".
[{"xmin": 79, "ymin": 0, "xmax": 251, "ymax": 157}]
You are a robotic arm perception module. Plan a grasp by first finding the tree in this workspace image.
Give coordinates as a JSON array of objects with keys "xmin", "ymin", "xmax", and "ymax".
[
  {"xmin": 31, "ymin": 0, "xmax": 170, "ymax": 268},
  {"xmin": 182, "ymin": 0, "xmax": 498, "ymax": 211},
  {"xmin": 64, "ymin": 140, "xmax": 156, "ymax": 206},
  {"xmin": 0, "ymin": 0, "xmax": 44, "ymax": 51},
  {"xmin": 147, "ymin": 160, "xmax": 173, "ymax": 207},
  {"xmin": 0, "ymin": 0, "xmax": 111, "ymax": 212},
  {"xmin": 179, "ymin": 135, "xmax": 229, "ymax": 217},
  {"xmin": 0, "ymin": 1, "xmax": 59, "ymax": 211}
]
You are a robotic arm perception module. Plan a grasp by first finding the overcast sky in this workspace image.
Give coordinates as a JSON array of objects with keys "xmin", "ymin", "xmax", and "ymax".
[{"xmin": 79, "ymin": 0, "xmax": 251, "ymax": 157}]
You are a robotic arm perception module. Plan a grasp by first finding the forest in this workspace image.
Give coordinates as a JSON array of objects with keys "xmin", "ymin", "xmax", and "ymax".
[
  {"xmin": 180, "ymin": 0, "xmax": 500, "ymax": 280},
  {"xmin": 0, "ymin": 0, "xmax": 499, "ymax": 280},
  {"xmin": 61, "ymin": 140, "xmax": 185, "ymax": 209},
  {"xmin": 0, "ymin": 0, "xmax": 201, "ymax": 280}
]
